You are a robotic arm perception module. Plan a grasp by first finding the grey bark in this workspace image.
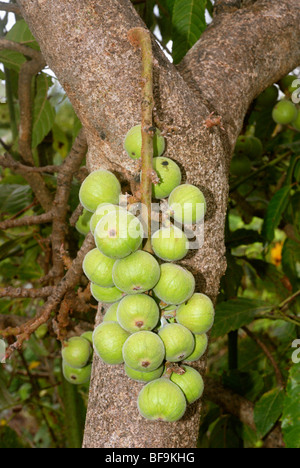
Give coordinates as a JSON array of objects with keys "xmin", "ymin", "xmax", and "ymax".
[{"xmin": 16, "ymin": 0, "xmax": 300, "ymax": 448}]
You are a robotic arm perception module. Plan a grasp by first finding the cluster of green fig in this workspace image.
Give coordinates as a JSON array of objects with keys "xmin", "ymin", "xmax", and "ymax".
[
  {"xmin": 61, "ymin": 331, "xmax": 93, "ymax": 385},
  {"xmin": 68, "ymin": 123, "xmax": 213, "ymax": 422},
  {"xmin": 230, "ymin": 74, "xmax": 300, "ymax": 178}
]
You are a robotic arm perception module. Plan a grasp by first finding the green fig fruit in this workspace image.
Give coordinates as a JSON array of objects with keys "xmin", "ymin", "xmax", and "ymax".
[
  {"xmin": 90, "ymin": 203, "xmax": 123, "ymax": 235},
  {"xmin": 81, "ymin": 331, "xmax": 93, "ymax": 345},
  {"xmin": 278, "ymin": 74, "xmax": 297, "ymax": 93},
  {"xmin": 184, "ymin": 333, "xmax": 208, "ymax": 361},
  {"xmin": 292, "ymin": 110, "xmax": 300, "ymax": 131},
  {"xmin": 176, "ymin": 293, "xmax": 214, "ymax": 334},
  {"xmin": 103, "ymin": 302, "xmax": 119, "ymax": 322},
  {"xmin": 137, "ymin": 378, "xmax": 186, "ymax": 422},
  {"xmin": 151, "ymin": 225, "xmax": 189, "ymax": 262},
  {"xmin": 153, "ymin": 263, "xmax": 195, "ymax": 305},
  {"xmin": 168, "ymin": 184, "xmax": 206, "ymax": 225},
  {"xmin": 63, "ymin": 361, "xmax": 92, "ymax": 385},
  {"xmin": 169, "ymin": 365, "xmax": 204, "ymax": 404},
  {"xmin": 90, "ymin": 283, "xmax": 124, "ymax": 303},
  {"xmin": 125, "ymin": 363, "xmax": 164, "ymax": 382},
  {"xmin": 158, "ymin": 323, "xmax": 195, "ymax": 362},
  {"xmin": 112, "ymin": 250, "xmax": 160, "ymax": 294},
  {"xmin": 152, "ymin": 157, "xmax": 181, "ymax": 199},
  {"xmin": 75, "ymin": 209, "xmax": 93, "ymax": 235},
  {"xmin": 117, "ymin": 294, "xmax": 159, "ymax": 333},
  {"xmin": 93, "ymin": 321, "xmax": 130, "ymax": 365},
  {"xmin": 255, "ymin": 85, "xmax": 278, "ymax": 107},
  {"xmin": 83, "ymin": 248, "xmax": 116, "ymax": 287},
  {"xmin": 230, "ymin": 154, "xmax": 252, "ymax": 176},
  {"xmin": 122, "ymin": 330, "xmax": 165, "ymax": 372},
  {"xmin": 34, "ymin": 323, "xmax": 48, "ymax": 340},
  {"xmin": 124, "ymin": 124, "xmax": 165, "ymax": 160},
  {"xmin": 62, "ymin": 336, "xmax": 92, "ymax": 369},
  {"xmin": 79, "ymin": 170, "xmax": 121, "ymax": 213},
  {"xmin": 94, "ymin": 210, "xmax": 143, "ymax": 259},
  {"xmin": 272, "ymin": 100, "xmax": 298, "ymax": 125}
]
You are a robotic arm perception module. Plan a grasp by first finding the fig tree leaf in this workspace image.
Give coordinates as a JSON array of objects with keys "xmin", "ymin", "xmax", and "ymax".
[
  {"xmin": 254, "ymin": 387, "xmax": 285, "ymax": 438},
  {"xmin": 212, "ymin": 298, "xmax": 271, "ymax": 338},
  {"xmin": 0, "ymin": 184, "xmax": 32, "ymax": 215},
  {"xmin": 172, "ymin": 0, "xmax": 207, "ymax": 64},
  {"xmin": 281, "ymin": 238, "xmax": 300, "ymax": 289},
  {"xmin": 261, "ymin": 185, "xmax": 291, "ymax": 243},
  {"xmin": 32, "ymin": 73, "xmax": 56, "ymax": 148},
  {"xmin": 281, "ymin": 365, "xmax": 300, "ymax": 448}
]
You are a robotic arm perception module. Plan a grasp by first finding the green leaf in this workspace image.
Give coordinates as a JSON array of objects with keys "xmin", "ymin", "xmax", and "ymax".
[
  {"xmin": 32, "ymin": 73, "xmax": 56, "ymax": 148},
  {"xmin": 0, "ymin": 50, "xmax": 26, "ymax": 72},
  {"xmin": 209, "ymin": 415, "xmax": 243, "ymax": 448},
  {"xmin": 281, "ymin": 365, "xmax": 300, "ymax": 448},
  {"xmin": 0, "ymin": 184, "xmax": 33, "ymax": 214},
  {"xmin": 254, "ymin": 388, "xmax": 285, "ymax": 438},
  {"xmin": 172, "ymin": 0, "xmax": 207, "ymax": 64},
  {"xmin": 261, "ymin": 185, "xmax": 291, "ymax": 243},
  {"xmin": 212, "ymin": 298, "xmax": 271, "ymax": 338},
  {"xmin": 5, "ymin": 19, "xmax": 39, "ymax": 50},
  {"xmin": 281, "ymin": 238, "xmax": 300, "ymax": 290},
  {"xmin": 226, "ymin": 229, "xmax": 262, "ymax": 248}
]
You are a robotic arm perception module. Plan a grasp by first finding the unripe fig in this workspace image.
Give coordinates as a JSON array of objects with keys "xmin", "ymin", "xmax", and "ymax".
[
  {"xmin": 93, "ymin": 321, "xmax": 130, "ymax": 364},
  {"xmin": 90, "ymin": 282, "xmax": 124, "ymax": 303},
  {"xmin": 272, "ymin": 100, "xmax": 298, "ymax": 125},
  {"xmin": 117, "ymin": 294, "xmax": 159, "ymax": 333},
  {"xmin": 137, "ymin": 377, "xmax": 186, "ymax": 422},
  {"xmin": 234, "ymin": 135, "xmax": 252, "ymax": 156},
  {"xmin": 83, "ymin": 248, "xmax": 116, "ymax": 287},
  {"xmin": 168, "ymin": 184, "xmax": 206, "ymax": 225},
  {"xmin": 152, "ymin": 157, "xmax": 181, "ymax": 199},
  {"xmin": 112, "ymin": 250, "xmax": 160, "ymax": 294},
  {"xmin": 292, "ymin": 110, "xmax": 300, "ymax": 131},
  {"xmin": 75, "ymin": 209, "xmax": 93, "ymax": 235},
  {"xmin": 94, "ymin": 210, "xmax": 143, "ymax": 259},
  {"xmin": 247, "ymin": 136, "xmax": 263, "ymax": 160},
  {"xmin": 278, "ymin": 74, "xmax": 297, "ymax": 93},
  {"xmin": 169, "ymin": 365, "xmax": 204, "ymax": 404},
  {"xmin": 151, "ymin": 225, "xmax": 188, "ymax": 262},
  {"xmin": 125, "ymin": 363, "xmax": 164, "ymax": 382},
  {"xmin": 255, "ymin": 85, "xmax": 278, "ymax": 107},
  {"xmin": 34, "ymin": 323, "xmax": 48, "ymax": 339},
  {"xmin": 62, "ymin": 336, "xmax": 92, "ymax": 369},
  {"xmin": 63, "ymin": 361, "xmax": 92, "ymax": 385},
  {"xmin": 81, "ymin": 331, "xmax": 93, "ymax": 345},
  {"xmin": 90, "ymin": 203, "xmax": 122, "ymax": 234},
  {"xmin": 184, "ymin": 333, "xmax": 208, "ymax": 361},
  {"xmin": 122, "ymin": 331, "xmax": 165, "ymax": 371},
  {"xmin": 176, "ymin": 293, "xmax": 215, "ymax": 334},
  {"xmin": 79, "ymin": 169, "xmax": 121, "ymax": 213},
  {"xmin": 103, "ymin": 302, "xmax": 119, "ymax": 322},
  {"xmin": 230, "ymin": 154, "xmax": 252, "ymax": 176},
  {"xmin": 153, "ymin": 263, "xmax": 195, "ymax": 305},
  {"xmin": 124, "ymin": 124, "xmax": 165, "ymax": 160},
  {"xmin": 158, "ymin": 323, "xmax": 195, "ymax": 362}
]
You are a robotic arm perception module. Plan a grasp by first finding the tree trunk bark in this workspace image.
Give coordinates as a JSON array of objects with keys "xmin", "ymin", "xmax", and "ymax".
[{"xmin": 16, "ymin": 0, "xmax": 300, "ymax": 448}]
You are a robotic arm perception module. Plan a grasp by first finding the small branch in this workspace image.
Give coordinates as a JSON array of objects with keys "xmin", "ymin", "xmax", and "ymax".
[
  {"xmin": 0, "ymin": 211, "xmax": 53, "ymax": 230},
  {"xmin": 0, "ymin": 2, "xmax": 21, "ymax": 14},
  {"xmin": 242, "ymin": 327, "xmax": 285, "ymax": 389},
  {"xmin": 0, "ymin": 286, "xmax": 53, "ymax": 299},
  {"xmin": 128, "ymin": 27, "xmax": 154, "ymax": 253},
  {"xmin": 0, "ymin": 38, "xmax": 42, "ymax": 61},
  {"xmin": 69, "ymin": 203, "xmax": 84, "ymax": 227},
  {"xmin": 278, "ymin": 289, "xmax": 300, "ymax": 311}
]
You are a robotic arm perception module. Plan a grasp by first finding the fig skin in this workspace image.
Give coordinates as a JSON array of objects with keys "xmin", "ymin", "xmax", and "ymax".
[
  {"xmin": 90, "ymin": 203, "xmax": 122, "ymax": 235},
  {"xmin": 122, "ymin": 331, "xmax": 165, "ymax": 372},
  {"xmin": 94, "ymin": 210, "xmax": 143, "ymax": 259},
  {"xmin": 63, "ymin": 361, "xmax": 92, "ymax": 385},
  {"xmin": 124, "ymin": 124, "xmax": 165, "ymax": 160},
  {"xmin": 112, "ymin": 250, "xmax": 160, "ymax": 294},
  {"xmin": 168, "ymin": 183, "xmax": 206, "ymax": 225},
  {"xmin": 34, "ymin": 323, "xmax": 48, "ymax": 339},
  {"xmin": 184, "ymin": 333, "xmax": 208, "ymax": 362},
  {"xmin": 62, "ymin": 336, "xmax": 92, "ymax": 369},
  {"xmin": 272, "ymin": 100, "xmax": 298, "ymax": 125},
  {"xmin": 93, "ymin": 321, "xmax": 130, "ymax": 365},
  {"xmin": 103, "ymin": 302, "xmax": 119, "ymax": 322},
  {"xmin": 230, "ymin": 154, "xmax": 252, "ymax": 176},
  {"xmin": 125, "ymin": 363, "xmax": 164, "ymax": 382},
  {"xmin": 75, "ymin": 209, "xmax": 92, "ymax": 236},
  {"xmin": 292, "ymin": 110, "xmax": 300, "ymax": 131},
  {"xmin": 151, "ymin": 225, "xmax": 189, "ymax": 262},
  {"xmin": 152, "ymin": 157, "xmax": 182, "ymax": 199},
  {"xmin": 153, "ymin": 263, "xmax": 195, "ymax": 305},
  {"xmin": 83, "ymin": 248, "xmax": 116, "ymax": 287},
  {"xmin": 117, "ymin": 294, "xmax": 159, "ymax": 333},
  {"xmin": 169, "ymin": 365, "xmax": 204, "ymax": 404},
  {"xmin": 90, "ymin": 283, "xmax": 124, "ymax": 303},
  {"xmin": 158, "ymin": 323, "xmax": 195, "ymax": 362},
  {"xmin": 137, "ymin": 377, "xmax": 186, "ymax": 422},
  {"xmin": 176, "ymin": 293, "xmax": 215, "ymax": 334},
  {"xmin": 79, "ymin": 170, "xmax": 121, "ymax": 213}
]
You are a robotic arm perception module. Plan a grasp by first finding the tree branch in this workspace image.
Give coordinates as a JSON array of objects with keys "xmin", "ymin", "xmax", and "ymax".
[{"xmin": 0, "ymin": 211, "xmax": 53, "ymax": 230}]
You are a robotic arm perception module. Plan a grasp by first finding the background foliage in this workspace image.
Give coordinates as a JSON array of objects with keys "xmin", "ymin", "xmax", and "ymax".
[{"xmin": 0, "ymin": 0, "xmax": 299, "ymax": 448}]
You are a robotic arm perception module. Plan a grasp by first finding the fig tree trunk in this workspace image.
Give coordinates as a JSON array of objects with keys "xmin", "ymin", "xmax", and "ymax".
[{"xmin": 16, "ymin": 0, "xmax": 300, "ymax": 448}]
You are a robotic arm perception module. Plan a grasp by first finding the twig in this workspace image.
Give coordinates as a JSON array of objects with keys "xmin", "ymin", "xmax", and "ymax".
[
  {"xmin": 128, "ymin": 27, "xmax": 154, "ymax": 252},
  {"xmin": 0, "ymin": 211, "xmax": 53, "ymax": 230},
  {"xmin": 242, "ymin": 326, "xmax": 285, "ymax": 389},
  {"xmin": 69, "ymin": 203, "xmax": 84, "ymax": 227},
  {"xmin": 0, "ymin": 286, "xmax": 53, "ymax": 299}
]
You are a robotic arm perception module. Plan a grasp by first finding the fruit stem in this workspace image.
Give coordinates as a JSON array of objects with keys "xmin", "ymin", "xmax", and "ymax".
[{"xmin": 128, "ymin": 27, "xmax": 154, "ymax": 252}]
